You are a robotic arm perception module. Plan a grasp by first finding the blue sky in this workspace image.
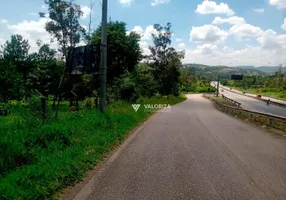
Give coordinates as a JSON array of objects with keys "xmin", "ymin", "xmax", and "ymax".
[{"xmin": 1, "ymin": 0, "xmax": 286, "ymax": 66}]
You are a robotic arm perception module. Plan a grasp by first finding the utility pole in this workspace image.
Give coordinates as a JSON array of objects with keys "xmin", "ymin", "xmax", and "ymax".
[
  {"xmin": 99, "ymin": 0, "xmax": 108, "ymax": 112},
  {"xmin": 216, "ymin": 75, "xmax": 220, "ymax": 97}
]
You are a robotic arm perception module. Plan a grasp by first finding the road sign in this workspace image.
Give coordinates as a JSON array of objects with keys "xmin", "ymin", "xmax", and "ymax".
[
  {"xmin": 67, "ymin": 44, "xmax": 100, "ymax": 75},
  {"xmin": 231, "ymin": 74, "xmax": 243, "ymax": 80}
]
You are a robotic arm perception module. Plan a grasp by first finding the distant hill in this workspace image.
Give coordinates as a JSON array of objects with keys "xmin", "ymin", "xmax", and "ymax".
[
  {"xmin": 183, "ymin": 64, "xmax": 265, "ymax": 79},
  {"xmin": 236, "ymin": 66, "xmax": 286, "ymax": 74}
]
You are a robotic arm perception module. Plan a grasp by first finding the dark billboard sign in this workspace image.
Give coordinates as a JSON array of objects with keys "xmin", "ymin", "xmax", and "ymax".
[
  {"xmin": 231, "ymin": 74, "xmax": 243, "ymax": 80},
  {"xmin": 67, "ymin": 44, "xmax": 100, "ymax": 75}
]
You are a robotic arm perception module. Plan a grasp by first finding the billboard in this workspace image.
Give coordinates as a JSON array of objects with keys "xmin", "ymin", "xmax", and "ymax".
[
  {"xmin": 231, "ymin": 74, "xmax": 243, "ymax": 80},
  {"xmin": 67, "ymin": 44, "xmax": 100, "ymax": 75}
]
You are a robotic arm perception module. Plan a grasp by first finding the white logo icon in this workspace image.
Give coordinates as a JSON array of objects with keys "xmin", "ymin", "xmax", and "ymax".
[{"xmin": 132, "ymin": 104, "xmax": 141, "ymax": 112}]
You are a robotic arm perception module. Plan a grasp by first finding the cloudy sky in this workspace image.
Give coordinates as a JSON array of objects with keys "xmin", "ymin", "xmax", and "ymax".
[{"xmin": 1, "ymin": 0, "xmax": 286, "ymax": 66}]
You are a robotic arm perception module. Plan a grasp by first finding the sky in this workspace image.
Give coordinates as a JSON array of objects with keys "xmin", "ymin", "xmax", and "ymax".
[{"xmin": 0, "ymin": 0, "xmax": 286, "ymax": 66}]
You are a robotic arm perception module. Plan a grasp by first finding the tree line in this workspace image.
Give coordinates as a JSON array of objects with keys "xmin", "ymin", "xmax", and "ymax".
[{"xmin": 0, "ymin": 0, "xmax": 200, "ymax": 106}]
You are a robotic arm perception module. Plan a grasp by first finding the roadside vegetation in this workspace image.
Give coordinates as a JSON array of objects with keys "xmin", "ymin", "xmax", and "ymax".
[{"xmin": 0, "ymin": 0, "xmax": 190, "ymax": 199}]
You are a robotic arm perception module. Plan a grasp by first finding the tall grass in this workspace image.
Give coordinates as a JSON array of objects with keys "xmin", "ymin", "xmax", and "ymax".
[{"xmin": 0, "ymin": 95, "xmax": 186, "ymax": 200}]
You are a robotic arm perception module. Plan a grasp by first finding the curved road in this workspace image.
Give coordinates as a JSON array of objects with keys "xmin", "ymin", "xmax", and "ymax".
[
  {"xmin": 65, "ymin": 94, "xmax": 286, "ymax": 200},
  {"xmin": 212, "ymin": 82, "xmax": 286, "ymax": 117}
]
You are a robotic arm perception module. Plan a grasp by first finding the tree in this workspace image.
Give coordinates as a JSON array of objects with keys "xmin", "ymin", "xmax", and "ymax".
[
  {"xmin": 132, "ymin": 64, "xmax": 157, "ymax": 98},
  {"xmin": 1, "ymin": 35, "xmax": 32, "ymax": 99},
  {"xmin": 89, "ymin": 21, "xmax": 142, "ymax": 85},
  {"xmin": 148, "ymin": 22, "xmax": 185, "ymax": 96},
  {"xmin": 40, "ymin": 0, "xmax": 86, "ymax": 57},
  {"xmin": 27, "ymin": 41, "xmax": 63, "ymax": 96}
]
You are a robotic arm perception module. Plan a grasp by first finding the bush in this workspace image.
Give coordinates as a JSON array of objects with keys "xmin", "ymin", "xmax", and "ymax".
[
  {"xmin": 83, "ymin": 98, "xmax": 93, "ymax": 109},
  {"xmin": 0, "ymin": 103, "xmax": 10, "ymax": 116}
]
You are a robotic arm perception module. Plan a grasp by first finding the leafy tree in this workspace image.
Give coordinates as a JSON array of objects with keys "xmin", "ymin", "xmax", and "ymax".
[
  {"xmin": 132, "ymin": 64, "xmax": 157, "ymax": 97},
  {"xmin": 40, "ymin": 0, "xmax": 86, "ymax": 57},
  {"xmin": 0, "ymin": 35, "xmax": 32, "ymax": 100},
  {"xmin": 89, "ymin": 21, "xmax": 142, "ymax": 84},
  {"xmin": 148, "ymin": 22, "xmax": 185, "ymax": 96}
]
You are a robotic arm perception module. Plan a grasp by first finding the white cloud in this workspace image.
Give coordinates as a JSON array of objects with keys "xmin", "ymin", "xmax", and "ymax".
[
  {"xmin": 257, "ymin": 29, "xmax": 286, "ymax": 52},
  {"xmin": 178, "ymin": 42, "xmax": 186, "ymax": 48},
  {"xmin": 0, "ymin": 19, "xmax": 8, "ymax": 24},
  {"xmin": 127, "ymin": 25, "xmax": 157, "ymax": 41},
  {"xmin": 119, "ymin": 0, "xmax": 133, "ymax": 6},
  {"xmin": 81, "ymin": 6, "xmax": 91, "ymax": 19},
  {"xmin": 142, "ymin": 25, "xmax": 157, "ymax": 40},
  {"xmin": 184, "ymin": 45, "xmax": 285, "ymax": 66},
  {"xmin": 229, "ymin": 23, "xmax": 263, "ymax": 38},
  {"xmin": 190, "ymin": 24, "xmax": 228, "ymax": 44},
  {"xmin": 212, "ymin": 16, "xmax": 263, "ymax": 39},
  {"xmin": 196, "ymin": 0, "xmax": 235, "ymax": 16},
  {"xmin": 184, "ymin": 26, "xmax": 286, "ymax": 66},
  {"xmin": 212, "ymin": 16, "xmax": 245, "ymax": 25},
  {"xmin": 151, "ymin": 0, "xmax": 170, "ymax": 6},
  {"xmin": 7, "ymin": 18, "xmax": 57, "ymax": 52},
  {"xmin": 131, "ymin": 26, "xmax": 144, "ymax": 34},
  {"xmin": 254, "ymin": 8, "xmax": 264, "ymax": 13},
  {"xmin": 282, "ymin": 18, "xmax": 286, "ymax": 30},
  {"xmin": 176, "ymin": 38, "xmax": 183, "ymax": 42},
  {"xmin": 195, "ymin": 43, "xmax": 218, "ymax": 55},
  {"xmin": 268, "ymin": 0, "xmax": 286, "ymax": 9}
]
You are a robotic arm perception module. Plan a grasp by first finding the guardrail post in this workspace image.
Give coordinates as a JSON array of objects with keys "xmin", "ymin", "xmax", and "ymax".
[{"xmin": 268, "ymin": 118, "xmax": 273, "ymax": 126}]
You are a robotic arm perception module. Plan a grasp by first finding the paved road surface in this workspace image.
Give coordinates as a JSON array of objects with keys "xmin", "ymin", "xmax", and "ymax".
[
  {"xmin": 68, "ymin": 94, "xmax": 286, "ymax": 200},
  {"xmin": 211, "ymin": 82, "xmax": 286, "ymax": 117},
  {"xmin": 221, "ymin": 85, "xmax": 286, "ymax": 105},
  {"xmin": 221, "ymin": 89, "xmax": 286, "ymax": 117}
]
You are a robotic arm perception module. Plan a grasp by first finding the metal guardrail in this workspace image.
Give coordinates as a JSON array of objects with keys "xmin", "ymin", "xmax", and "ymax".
[
  {"xmin": 222, "ymin": 94, "xmax": 241, "ymax": 107},
  {"xmin": 220, "ymin": 86, "xmax": 286, "ymax": 108},
  {"xmin": 203, "ymin": 94, "xmax": 286, "ymax": 130}
]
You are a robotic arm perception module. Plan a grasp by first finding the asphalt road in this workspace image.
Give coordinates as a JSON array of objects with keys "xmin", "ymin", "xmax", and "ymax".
[
  {"xmin": 68, "ymin": 94, "xmax": 286, "ymax": 200},
  {"xmin": 221, "ymin": 87, "xmax": 286, "ymax": 117},
  {"xmin": 211, "ymin": 82, "xmax": 286, "ymax": 117}
]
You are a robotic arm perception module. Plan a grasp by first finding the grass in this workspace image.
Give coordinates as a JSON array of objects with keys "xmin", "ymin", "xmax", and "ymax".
[
  {"xmin": 231, "ymin": 87, "xmax": 286, "ymax": 101},
  {"xmin": 0, "ymin": 94, "xmax": 186, "ymax": 200}
]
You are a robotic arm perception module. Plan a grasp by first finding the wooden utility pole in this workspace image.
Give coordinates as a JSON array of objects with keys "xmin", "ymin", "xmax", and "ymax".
[
  {"xmin": 99, "ymin": 0, "xmax": 108, "ymax": 112},
  {"xmin": 216, "ymin": 75, "xmax": 220, "ymax": 97},
  {"xmin": 277, "ymin": 64, "xmax": 282, "ymax": 88}
]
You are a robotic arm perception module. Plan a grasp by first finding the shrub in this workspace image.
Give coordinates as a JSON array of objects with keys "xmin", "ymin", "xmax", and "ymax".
[
  {"xmin": 83, "ymin": 98, "xmax": 93, "ymax": 109},
  {"xmin": 0, "ymin": 103, "xmax": 10, "ymax": 116}
]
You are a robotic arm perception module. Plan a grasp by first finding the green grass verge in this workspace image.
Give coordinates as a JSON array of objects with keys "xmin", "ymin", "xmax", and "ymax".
[{"xmin": 0, "ymin": 95, "xmax": 186, "ymax": 200}]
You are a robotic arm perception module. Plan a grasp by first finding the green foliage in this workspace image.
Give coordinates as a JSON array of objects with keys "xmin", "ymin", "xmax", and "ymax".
[
  {"xmin": 0, "ymin": 96, "xmax": 185, "ymax": 200},
  {"xmin": 0, "ymin": 103, "xmax": 10, "ymax": 116},
  {"xmin": 133, "ymin": 64, "xmax": 157, "ymax": 98},
  {"xmin": 179, "ymin": 67, "xmax": 215, "ymax": 93},
  {"xmin": 40, "ymin": 0, "xmax": 86, "ymax": 56},
  {"xmin": 83, "ymin": 98, "xmax": 93, "ymax": 109},
  {"xmin": 147, "ymin": 22, "xmax": 184, "ymax": 96},
  {"xmin": 89, "ymin": 21, "xmax": 142, "ymax": 84}
]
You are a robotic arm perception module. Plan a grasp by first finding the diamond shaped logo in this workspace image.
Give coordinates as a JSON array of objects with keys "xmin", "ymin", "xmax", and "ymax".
[{"xmin": 132, "ymin": 104, "xmax": 141, "ymax": 112}]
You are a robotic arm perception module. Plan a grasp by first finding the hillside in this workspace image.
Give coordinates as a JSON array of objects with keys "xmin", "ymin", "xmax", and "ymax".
[
  {"xmin": 236, "ymin": 66, "xmax": 286, "ymax": 74},
  {"xmin": 183, "ymin": 64, "xmax": 265, "ymax": 79}
]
